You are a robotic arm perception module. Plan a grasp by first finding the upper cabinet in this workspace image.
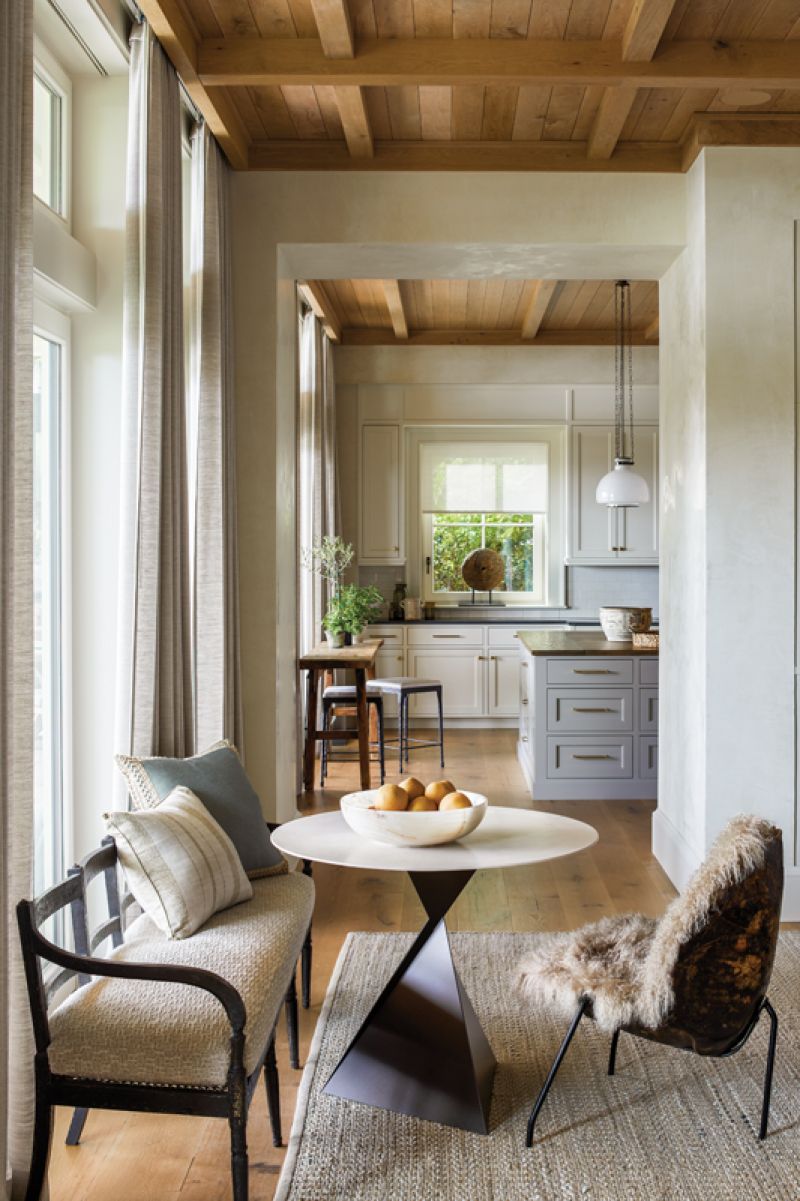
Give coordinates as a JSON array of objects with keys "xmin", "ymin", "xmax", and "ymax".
[
  {"xmin": 567, "ymin": 425, "xmax": 659, "ymax": 565},
  {"xmin": 358, "ymin": 422, "xmax": 405, "ymax": 565}
]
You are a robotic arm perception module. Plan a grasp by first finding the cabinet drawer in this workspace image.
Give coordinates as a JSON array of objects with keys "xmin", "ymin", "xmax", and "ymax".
[
  {"xmin": 368, "ymin": 624, "xmax": 405, "ymax": 644},
  {"xmin": 488, "ymin": 627, "xmax": 521, "ymax": 649},
  {"xmin": 408, "ymin": 626, "xmax": 484, "ymax": 648},
  {"xmin": 640, "ymin": 659, "xmax": 659, "ymax": 685},
  {"xmin": 640, "ymin": 688, "xmax": 659, "ymax": 731},
  {"xmin": 640, "ymin": 736, "xmax": 658, "ymax": 778},
  {"xmin": 547, "ymin": 688, "xmax": 633, "ymax": 733},
  {"xmin": 546, "ymin": 658, "xmax": 633, "ymax": 685},
  {"xmin": 547, "ymin": 737, "xmax": 633, "ymax": 779}
]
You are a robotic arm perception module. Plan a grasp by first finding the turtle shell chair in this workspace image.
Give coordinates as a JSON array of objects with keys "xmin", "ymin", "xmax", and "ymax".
[{"xmin": 518, "ymin": 815, "xmax": 783, "ymax": 1147}]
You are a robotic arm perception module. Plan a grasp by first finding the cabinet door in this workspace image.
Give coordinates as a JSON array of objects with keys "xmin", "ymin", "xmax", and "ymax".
[
  {"xmin": 374, "ymin": 647, "xmax": 405, "ymax": 718},
  {"xmin": 569, "ymin": 427, "xmax": 617, "ymax": 562},
  {"xmin": 359, "ymin": 423, "xmax": 403, "ymax": 564},
  {"xmin": 487, "ymin": 650, "xmax": 521, "ymax": 717},
  {"xmin": 406, "ymin": 648, "xmax": 485, "ymax": 718},
  {"xmin": 617, "ymin": 427, "xmax": 659, "ymax": 562}
]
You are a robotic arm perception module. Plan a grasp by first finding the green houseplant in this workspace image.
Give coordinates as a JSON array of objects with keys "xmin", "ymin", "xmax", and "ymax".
[{"xmin": 322, "ymin": 583, "xmax": 384, "ymax": 646}]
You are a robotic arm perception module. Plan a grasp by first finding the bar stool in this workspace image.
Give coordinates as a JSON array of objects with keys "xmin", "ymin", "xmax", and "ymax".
[
  {"xmin": 320, "ymin": 685, "xmax": 385, "ymax": 785},
  {"xmin": 369, "ymin": 677, "xmax": 445, "ymax": 771}
]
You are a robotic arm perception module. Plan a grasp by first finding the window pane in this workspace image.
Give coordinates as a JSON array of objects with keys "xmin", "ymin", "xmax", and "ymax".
[
  {"xmin": 33, "ymin": 75, "xmax": 61, "ymax": 212},
  {"xmin": 485, "ymin": 523, "xmax": 535, "ymax": 592},
  {"xmin": 432, "ymin": 517, "xmax": 481, "ymax": 593},
  {"xmin": 33, "ymin": 333, "xmax": 63, "ymax": 896}
]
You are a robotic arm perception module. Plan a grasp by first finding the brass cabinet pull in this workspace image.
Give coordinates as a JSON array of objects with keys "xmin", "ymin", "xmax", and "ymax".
[
  {"xmin": 520, "ymin": 735, "xmax": 528, "ymax": 742},
  {"xmin": 573, "ymin": 753, "xmax": 614, "ymax": 760},
  {"xmin": 521, "ymin": 698, "xmax": 529, "ymax": 706},
  {"xmin": 573, "ymin": 668, "xmax": 613, "ymax": 674},
  {"xmin": 433, "ymin": 634, "xmax": 463, "ymax": 639},
  {"xmin": 477, "ymin": 655, "xmax": 488, "ymax": 661},
  {"xmin": 572, "ymin": 706, "xmax": 615, "ymax": 713}
]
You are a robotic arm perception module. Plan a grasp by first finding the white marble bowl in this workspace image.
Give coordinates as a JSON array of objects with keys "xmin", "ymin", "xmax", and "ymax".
[
  {"xmin": 599, "ymin": 605, "xmax": 652, "ymax": 642},
  {"xmin": 340, "ymin": 790, "xmax": 488, "ymax": 847}
]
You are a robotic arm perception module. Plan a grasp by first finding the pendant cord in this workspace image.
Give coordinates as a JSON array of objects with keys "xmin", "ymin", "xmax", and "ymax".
[{"xmin": 614, "ymin": 280, "xmax": 634, "ymax": 463}]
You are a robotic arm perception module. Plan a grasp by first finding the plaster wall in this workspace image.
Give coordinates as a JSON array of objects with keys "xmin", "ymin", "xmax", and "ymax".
[{"xmin": 230, "ymin": 170, "xmax": 685, "ymax": 817}]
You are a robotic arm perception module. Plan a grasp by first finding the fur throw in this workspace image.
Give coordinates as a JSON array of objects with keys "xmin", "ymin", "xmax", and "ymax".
[{"xmin": 518, "ymin": 814, "xmax": 776, "ymax": 1034}]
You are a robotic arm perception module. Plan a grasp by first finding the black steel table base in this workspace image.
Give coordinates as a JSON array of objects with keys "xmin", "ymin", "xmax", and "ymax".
[{"xmin": 323, "ymin": 869, "xmax": 496, "ymax": 1134}]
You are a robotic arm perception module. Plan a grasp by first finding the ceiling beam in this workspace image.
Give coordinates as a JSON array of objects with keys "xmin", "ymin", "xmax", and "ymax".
[
  {"xmin": 681, "ymin": 112, "xmax": 800, "ymax": 170},
  {"xmin": 136, "ymin": 0, "xmax": 249, "ymax": 170},
  {"xmin": 521, "ymin": 281, "xmax": 558, "ymax": 340},
  {"xmin": 310, "ymin": 0, "xmax": 354, "ymax": 57},
  {"xmin": 588, "ymin": 1, "xmax": 680, "ymax": 161},
  {"xmin": 298, "ymin": 281, "xmax": 342, "ymax": 342},
  {"xmin": 199, "ymin": 37, "xmax": 800, "ymax": 91},
  {"xmin": 382, "ymin": 281, "xmax": 409, "ymax": 340},
  {"xmin": 340, "ymin": 328, "xmax": 657, "ymax": 347},
  {"xmin": 644, "ymin": 313, "xmax": 660, "ymax": 342},
  {"xmin": 309, "ymin": 1, "xmax": 373, "ymax": 158},
  {"xmin": 248, "ymin": 139, "xmax": 682, "ymax": 171},
  {"xmin": 334, "ymin": 86, "xmax": 374, "ymax": 157}
]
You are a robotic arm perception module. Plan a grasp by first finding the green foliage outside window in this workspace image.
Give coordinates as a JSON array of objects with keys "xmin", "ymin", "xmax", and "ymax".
[{"xmin": 432, "ymin": 513, "xmax": 536, "ymax": 593}]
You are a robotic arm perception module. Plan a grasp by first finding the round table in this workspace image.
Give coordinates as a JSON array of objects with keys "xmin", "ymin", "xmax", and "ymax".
[{"xmin": 272, "ymin": 807, "xmax": 598, "ymax": 1135}]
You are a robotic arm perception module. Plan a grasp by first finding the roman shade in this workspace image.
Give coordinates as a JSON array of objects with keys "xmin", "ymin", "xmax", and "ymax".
[{"xmin": 419, "ymin": 442, "xmax": 549, "ymax": 513}]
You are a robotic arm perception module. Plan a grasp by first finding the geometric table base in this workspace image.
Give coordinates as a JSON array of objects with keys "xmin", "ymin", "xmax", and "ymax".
[{"xmin": 324, "ymin": 870, "xmax": 496, "ymax": 1134}]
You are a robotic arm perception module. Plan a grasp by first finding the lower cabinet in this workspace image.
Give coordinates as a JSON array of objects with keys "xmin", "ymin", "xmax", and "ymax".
[
  {"xmin": 406, "ymin": 648, "xmax": 485, "ymax": 718},
  {"xmin": 487, "ymin": 650, "xmax": 521, "ymax": 717}
]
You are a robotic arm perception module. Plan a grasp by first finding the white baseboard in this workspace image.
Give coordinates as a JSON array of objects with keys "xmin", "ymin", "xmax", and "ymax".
[{"xmin": 653, "ymin": 807, "xmax": 800, "ymax": 920}]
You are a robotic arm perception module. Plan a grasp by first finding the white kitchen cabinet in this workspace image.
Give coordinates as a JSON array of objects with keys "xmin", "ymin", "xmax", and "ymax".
[
  {"xmin": 487, "ymin": 650, "xmax": 520, "ymax": 717},
  {"xmin": 359, "ymin": 423, "xmax": 404, "ymax": 565},
  {"xmin": 406, "ymin": 647, "xmax": 485, "ymax": 719},
  {"xmin": 374, "ymin": 646, "xmax": 405, "ymax": 717},
  {"xmin": 567, "ymin": 425, "xmax": 659, "ymax": 565}
]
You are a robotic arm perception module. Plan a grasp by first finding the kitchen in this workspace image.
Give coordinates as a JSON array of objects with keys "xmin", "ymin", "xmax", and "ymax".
[{"xmin": 313, "ymin": 276, "xmax": 660, "ymax": 804}]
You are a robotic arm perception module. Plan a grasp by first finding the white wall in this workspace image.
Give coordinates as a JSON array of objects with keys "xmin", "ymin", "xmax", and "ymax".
[
  {"xmin": 230, "ymin": 170, "xmax": 685, "ymax": 817},
  {"xmin": 657, "ymin": 148, "xmax": 800, "ymax": 915},
  {"xmin": 69, "ymin": 75, "xmax": 127, "ymax": 857}
]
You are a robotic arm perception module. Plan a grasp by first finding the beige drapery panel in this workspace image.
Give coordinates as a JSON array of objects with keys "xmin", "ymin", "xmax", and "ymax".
[
  {"xmin": 114, "ymin": 23, "xmax": 193, "ymax": 796},
  {"xmin": 190, "ymin": 124, "xmax": 243, "ymax": 752},
  {"xmin": 297, "ymin": 311, "xmax": 339, "ymax": 659},
  {"xmin": 0, "ymin": 0, "xmax": 36, "ymax": 1193}
]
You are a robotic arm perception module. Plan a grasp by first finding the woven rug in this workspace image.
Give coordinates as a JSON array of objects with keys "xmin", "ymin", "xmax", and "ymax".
[{"xmin": 275, "ymin": 931, "xmax": 800, "ymax": 1201}]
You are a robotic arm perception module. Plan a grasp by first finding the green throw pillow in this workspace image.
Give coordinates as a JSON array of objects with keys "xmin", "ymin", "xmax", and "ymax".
[{"xmin": 115, "ymin": 741, "xmax": 286, "ymax": 879}]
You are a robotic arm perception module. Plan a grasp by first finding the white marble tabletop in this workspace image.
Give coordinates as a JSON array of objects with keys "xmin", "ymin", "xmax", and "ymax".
[{"xmin": 271, "ymin": 806, "xmax": 598, "ymax": 873}]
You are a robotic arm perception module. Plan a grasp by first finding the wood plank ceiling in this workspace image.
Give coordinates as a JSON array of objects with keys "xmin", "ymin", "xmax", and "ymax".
[
  {"xmin": 138, "ymin": 0, "xmax": 800, "ymax": 171},
  {"xmin": 298, "ymin": 277, "xmax": 660, "ymax": 345}
]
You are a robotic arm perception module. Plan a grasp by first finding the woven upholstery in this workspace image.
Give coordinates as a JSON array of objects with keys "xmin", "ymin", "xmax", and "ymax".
[
  {"xmin": 370, "ymin": 677, "xmax": 441, "ymax": 692},
  {"xmin": 322, "ymin": 684, "xmax": 382, "ymax": 699},
  {"xmin": 48, "ymin": 871, "xmax": 314, "ymax": 1088}
]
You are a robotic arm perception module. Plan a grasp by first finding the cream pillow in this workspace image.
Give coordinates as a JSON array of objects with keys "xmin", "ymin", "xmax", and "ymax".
[{"xmin": 104, "ymin": 787, "xmax": 253, "ymax": 939}]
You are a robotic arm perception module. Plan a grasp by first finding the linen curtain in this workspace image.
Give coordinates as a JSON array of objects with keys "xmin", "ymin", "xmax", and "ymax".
[
  {"xmin": 114, "ymin": 23, "xmax": 193, "ymax": 794},
  {"xmin": 297, "ymin": 311, "xmax": 339, "ymax": 659},
  {"xmin": 0, "ymin": 0, "xmax": 36, "ymax": 1192},
  {"xmin": 190, "ymin": 124, "xmax": 243, "ymax": 752}
]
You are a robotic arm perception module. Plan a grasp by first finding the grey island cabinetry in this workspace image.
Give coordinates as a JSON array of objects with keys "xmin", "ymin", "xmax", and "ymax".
[{"xmin": 517, "ymin": 631, "xmax": 658, "ymax": 802}]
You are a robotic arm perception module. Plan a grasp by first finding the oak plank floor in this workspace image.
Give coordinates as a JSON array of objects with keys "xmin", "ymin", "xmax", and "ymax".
[{"xmin": 49, "ymin": 729, "xmax": 682, "ymax": 1201}]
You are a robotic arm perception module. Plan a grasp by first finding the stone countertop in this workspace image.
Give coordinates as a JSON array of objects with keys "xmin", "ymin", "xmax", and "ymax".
[{"xmin": 517, "ymin": 630, "xmax": 658, "ymax": 656}]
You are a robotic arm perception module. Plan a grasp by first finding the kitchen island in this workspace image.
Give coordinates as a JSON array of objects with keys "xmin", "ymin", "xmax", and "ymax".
[{"xmin": 517, "ymin": 630, "xmax": 658, "ymax": 801}]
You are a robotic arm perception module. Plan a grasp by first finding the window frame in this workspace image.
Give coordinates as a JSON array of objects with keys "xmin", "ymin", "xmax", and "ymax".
[
  {"xmin": 32, "ymin": 298, "xmax": 73, "ymax": 897},
  {"xmin": 422, "ymin": 510, "xmax": 547, "ymax": 604},
  {"xmin": 406, "ymin": 425, "xmax": 566, "ymax": 608},
  {"xmin": 33, "ymin": 37, "xmax": 72, "ymax": 225}
]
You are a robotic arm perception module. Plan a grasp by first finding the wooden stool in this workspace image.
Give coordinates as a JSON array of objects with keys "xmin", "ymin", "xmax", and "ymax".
[
  {"xmin": 369, "ymin": 678, "xmax": 445, "ymax": 771},
  {"xmin": 321, "ymin": 686, "xmax": 385, "ymax": 785}
]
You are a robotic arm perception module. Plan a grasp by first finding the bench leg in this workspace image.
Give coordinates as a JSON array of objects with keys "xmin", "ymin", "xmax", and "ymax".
[
  {"xmin": 25, "ymin": 1062, "xmax": 53, "ymax": 1201},
  {"xmin": 285, "ymin": 971, "xmax": 300, "ymax": 1069},
  {"xmin": 301, "ymin": 864, "xmax": 313, "ymax": 1010},
  {"xmin": 264, "ymin": 1036, "xmax": 282, "ymax": 1147},
  {"xmin": 229, "ymin": 1111, "xmax": 249, "ymax": 1201},
  {"xmin": 66, "ymin": 1107, "xmax": 88, "ymax": 1146}
]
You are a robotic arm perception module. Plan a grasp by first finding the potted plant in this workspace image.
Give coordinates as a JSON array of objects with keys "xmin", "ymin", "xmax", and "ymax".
[
  {"xmin": 321, "ymin": 591, "xmax": 348, "ymax": 648},
  {"xmin": 342, "ymin": 583, "xmax": 385, "ymax": 642},
  {"xmin": 301, "ymin": 535, "xmax": 355, "ymax": 648}
]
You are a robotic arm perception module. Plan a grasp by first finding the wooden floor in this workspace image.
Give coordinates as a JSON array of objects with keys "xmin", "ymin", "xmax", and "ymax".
[{"xmin": 49, "ymin": 729, "xmax": 678, "ymax": 1201}]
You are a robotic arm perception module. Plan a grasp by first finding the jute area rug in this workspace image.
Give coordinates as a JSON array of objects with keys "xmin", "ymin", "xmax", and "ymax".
[{"xmin": 276, "ymin": 931, "xmax": 800, "ymax": 1201}]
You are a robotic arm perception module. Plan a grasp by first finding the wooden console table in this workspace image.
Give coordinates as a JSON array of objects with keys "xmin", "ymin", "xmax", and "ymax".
[{"xmin": 299, "ymin": 639, "xmax": 383, "ymax": 791}]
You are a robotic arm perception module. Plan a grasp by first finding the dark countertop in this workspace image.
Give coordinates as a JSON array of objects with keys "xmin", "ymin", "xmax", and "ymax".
[{"xmin": 518, "ymin": 630, "xmax": 658, "ymax": 656}]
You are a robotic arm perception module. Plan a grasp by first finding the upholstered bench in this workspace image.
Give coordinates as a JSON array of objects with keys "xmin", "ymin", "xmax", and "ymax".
[{"xmin": 17, "ymin": 833, "xmax": 314, "ymax": 1201}]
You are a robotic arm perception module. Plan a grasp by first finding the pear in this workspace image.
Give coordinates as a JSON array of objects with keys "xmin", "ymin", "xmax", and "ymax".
[
  {"xmin": 399, "ymin": 776, "xmax": 425, "ymax": 801},
  {"xmin": 408, "ymin": 796, "xmax": 438, "ymax": 812},
  {"xmin": 439, "ymin": 791, "xmax": 472, "ymax": 811},
  {"xmin": 374, "ymin": 783, "xmax": 410, "ymax": 812},
  {"xmin": 424, "ymin": 779, "xmax": 456, "ymax": 804}
]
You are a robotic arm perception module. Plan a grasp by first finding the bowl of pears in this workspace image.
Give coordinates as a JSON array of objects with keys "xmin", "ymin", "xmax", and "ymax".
[{"xmin": 340, "ymin": 778, "xmax": 487, "ymax": 847}]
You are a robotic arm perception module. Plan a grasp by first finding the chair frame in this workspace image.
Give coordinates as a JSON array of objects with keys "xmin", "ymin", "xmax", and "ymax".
[
  {"xmin": 320, "ymin": 691, "xmax": 385, "ymax": 785},
  {"xmin": 526, "ymin": 993, "xmax": 780, "ymax": 1148},
  {"xmin": 17, "ymin": 835, "xmax": 306, "ymax": 1201}
]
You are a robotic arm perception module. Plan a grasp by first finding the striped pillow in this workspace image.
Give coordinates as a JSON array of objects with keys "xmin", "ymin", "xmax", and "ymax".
[{"xmin": 104, "ymin": 787, "xmax": 253, "ymax": 940}]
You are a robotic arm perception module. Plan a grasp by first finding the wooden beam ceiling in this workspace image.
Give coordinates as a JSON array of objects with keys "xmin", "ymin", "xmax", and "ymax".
[
  {"xmin": 521, "ymin": 281, "xmax": 558, "ymax": 340},
  {"xmin": 339, "ymin": 328, "xmax": 655, "ymax": 347},
  {"xmin": 298, "ymin": 281, "xmax": 341, "ymax": 342},
  {"xmin": 197, "ymin": 38, "xmax": 800, "ymax": 92},
  {"xmin": 382, "ymin": 280, "xmax": 408, "ymax": 340},
  {"xmin": 311, "ymin": 0, "xmax": 374, "ymax": 159}
]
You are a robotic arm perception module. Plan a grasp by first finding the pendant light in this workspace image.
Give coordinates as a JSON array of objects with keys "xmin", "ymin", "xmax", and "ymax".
[{"xmin": 596, "ymin": 280, "xmax": 650, "ymax": 508}]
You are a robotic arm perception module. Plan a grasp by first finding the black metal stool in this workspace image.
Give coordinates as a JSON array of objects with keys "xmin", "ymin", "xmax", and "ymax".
[
  {"xmin": 369, "ymin": 677, "xmax": 445, "ymax": 771},
  {"xmin": 320, "ymin": 685, "xmax": 385, "ymax": 785}
]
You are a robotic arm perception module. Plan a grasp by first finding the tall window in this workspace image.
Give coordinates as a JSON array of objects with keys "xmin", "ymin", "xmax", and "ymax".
[
  {"xmin": 419, "ymin": 440, "xmax": 550, "ymax": 604},
  {"xmin": 33, "ymin": 70, "xmax": 64, "ymax": 215},
  {"xmin": 33, "ymin": 318, "xmax": 68, "ymax": 895}
]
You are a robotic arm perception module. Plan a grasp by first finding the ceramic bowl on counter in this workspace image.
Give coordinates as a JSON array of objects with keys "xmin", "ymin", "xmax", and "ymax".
[
  {"xmin": 340, "ymin": 790, "xmax": 488, "ymax": 847},
  {"xmin": 599, "ymin": 606, "xmax": 653, "ymax": 642}
]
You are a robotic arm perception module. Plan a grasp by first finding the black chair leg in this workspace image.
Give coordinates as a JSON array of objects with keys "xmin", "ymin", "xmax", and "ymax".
[
  {"xmin": 377, "ymin": 699, "xmax": 386, "ymax": 784},
  {"xmin": 285, "ymin": 971, "xmax": 300, "ymax": 1069},
  {"xmin": 760, "ymin": 998, "xmax": 779, "ymax": 1140},
  {"xmin": 229, "ymin": 1109, "xmax": 249, "ymax": 1201},
  {"xmin": 65, "ymin": 1106, "xmax": 88, "ymax": 1146},
  {"xmin": 436, "ymin": 685, "xmax": 445, "ymax": 768},
  {"xmin": 320, "ymin": 702, "xmax": 329, "ymax": 784},
  {"xmin": 301, "ymin": 862, "xmax": 313, "ymax": 1009},
  {"xmin": 526, "ymin": 999, "xmax": 587, "ymax": 1147},
  {"xmin": 264, "ymin": 1036, "xmax": 282, "ymax": 1148},
  {"xmin": 398, "ymin": 694, "xmax": 405, "ymax": 769},
  {"xmin": 24, "ymin": 1071, "xmax": 53, "ymax": 1201},
  {"xmin": 608, "ymin": 1029, "xmax": 620, "ymax": 1076}
]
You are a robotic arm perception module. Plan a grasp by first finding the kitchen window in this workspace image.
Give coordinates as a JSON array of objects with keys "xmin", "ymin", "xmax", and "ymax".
[
  {"xmin": 33, "ymin": 48, "xmax": 69, "ymax": 219},
  {"xmin": 427, "ymin": 511, "xmax": 545, "ymax": 599}
]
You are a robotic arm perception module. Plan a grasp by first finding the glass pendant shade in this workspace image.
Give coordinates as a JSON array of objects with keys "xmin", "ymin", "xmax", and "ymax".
[{"xmin": 596, "ymin": 459, "xmax": 650, "ymax": 508}]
